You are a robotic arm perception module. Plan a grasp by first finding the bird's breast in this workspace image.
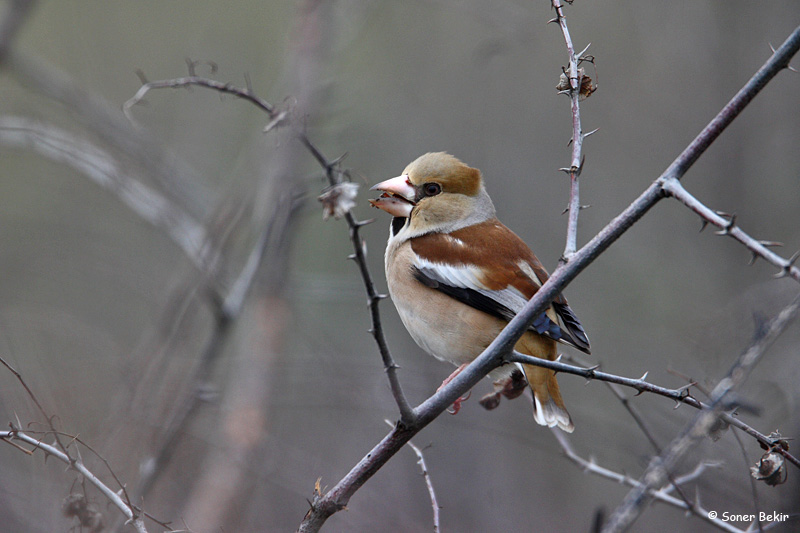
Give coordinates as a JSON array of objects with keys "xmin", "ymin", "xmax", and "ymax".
[{"xmin": 385, "ymin": 238, "xmax": 504, "ymax": 366}]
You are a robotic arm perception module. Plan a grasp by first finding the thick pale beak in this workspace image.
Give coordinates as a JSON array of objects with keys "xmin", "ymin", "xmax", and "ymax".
[{"xmin": 369, "ymin": 174, "xmax": 416, "ymax": 217}]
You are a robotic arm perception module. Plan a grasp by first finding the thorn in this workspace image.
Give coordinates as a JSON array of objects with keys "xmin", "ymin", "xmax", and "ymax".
[
  {"xmin": 547, "ymin": 17, "xmax": 559, "ymax": 25},
  {"xmin": 375, "ymin": 293, "xmax": 388, "ymax": 300},
  {"xmin": 758, "ymin": 240, "xmax": 784, "ymax": 248},
  {"xmin": 699, "ymin": 219, "xmax": 709, "ymax": 233},
  {"xmin": 354, "ymin": 218, "xmax": 375, "ymax": 228},
  {"xmin": 576, "ymin": 43, "xmax": 592, "ymax": 59},
  {"xmin": 558, "ymin": 167, "xmax": 572, "ymax": 174},
  {"xmin": 639, "ymin": 371, "xmax": 649, "ymax": 382},
  {"xmin": 135, "ymin": 69, "xmax": 148, "ymax": 85},
  {"xmin": 714, "ymin": 214, "xmax": 736, "ymax": 235},
  {"xmin": 774, "ymin": 250, "xmax": 800, "ymax": 278},
  {"xmin": 582, "ymin": 128, "xmax": 600, "ymax": 139},
  {"xmin": 263, "ymin": 110, "xmax": 288, "ymax": 132},
  {"xmin": 580, "ymin": 204, "xmax": 591, "ymax": 210},
  {"xmin": 346, "ymin": 253, "xmax": 357, "ymax": 261},
  {"xmin": 676, "ymin": 382, "xmax": 695, "ymax": 397}
]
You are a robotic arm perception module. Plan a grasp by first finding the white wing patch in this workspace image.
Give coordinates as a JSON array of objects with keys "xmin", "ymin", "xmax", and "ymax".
[
  {"xmin": 414, "ymin": 256, "xmax": 486, "ymax": 290},
  {"xmin": 414, "ymin": 256, "xmax": 529, "ymax": 314},
  {"xmin": 517, "ymin": 260, "xmax": 542, "ymax": 288}
]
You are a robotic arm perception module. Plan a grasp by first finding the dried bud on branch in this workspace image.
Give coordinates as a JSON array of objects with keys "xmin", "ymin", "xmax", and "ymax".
[
  {"xmin": 751, "ymin": 450, "xmax": 788, "ymax": 486},
  {"xmin": 319, "ymin": 182, "xmax": 359, "ymax": 220},
  {"xmin": 556, "ymin": 67, "xmax": 596, "ymax": 100}
]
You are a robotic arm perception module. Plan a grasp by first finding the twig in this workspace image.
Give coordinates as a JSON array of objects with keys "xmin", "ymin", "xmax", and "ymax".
[
  {"xmin": 123, "ymin": 72, "xmax": 277, "ymax": 121},
  {"xmin": 0, "ymin": 429, "xmax": 148, "ymax": 533},
  {"xmin": 0, "ymin": 354, "xmax": 151, "ymax": 532},
  {"xmin": 511, "ymin": 351, "xmax": 800, "ymax": 468},
  {"xmin": 385, "ymin": 420, "xmax": 441, "ymax": 532},
  {"xmin": 297, "ymin": 22, "xmax": 800, "ymax": 533},
  {"xmin": 124, "ymin": 71, "xmax": 415, "ymax": 424},
  {"xmin": 552, "ymin": 430, "xmax": 745, "ymax": 533},
  {"xmin": 602, "ymin": 294, "xmax": 800, "ymax": 532},
  {"xmin": 663, "ymin": 178, "xmax": 800, "ymax": 283},
  {"xmin": 550, "ymin": 0, "xmax": 587, "ymax": 262}
]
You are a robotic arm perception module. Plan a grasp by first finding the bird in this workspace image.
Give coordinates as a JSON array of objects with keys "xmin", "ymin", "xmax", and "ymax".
[{"xmin": 369, "ymin": 152, "xmax": 590, "ymax": 432}]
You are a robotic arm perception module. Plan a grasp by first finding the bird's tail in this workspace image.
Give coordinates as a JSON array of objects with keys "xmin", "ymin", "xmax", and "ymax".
[{"xmin": 517, "ymin": 334, "xmax": 574, "ymax": 433}]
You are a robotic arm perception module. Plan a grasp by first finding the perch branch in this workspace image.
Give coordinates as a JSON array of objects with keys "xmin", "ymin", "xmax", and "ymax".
[{"xmin": 298, "ymin": 22, "xmax": 800, "ymax": 532}]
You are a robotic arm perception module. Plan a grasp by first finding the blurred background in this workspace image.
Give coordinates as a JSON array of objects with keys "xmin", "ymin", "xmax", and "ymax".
[{"xmin": 0, "ymin": 1, "xmax": 799, "ymax": 531}]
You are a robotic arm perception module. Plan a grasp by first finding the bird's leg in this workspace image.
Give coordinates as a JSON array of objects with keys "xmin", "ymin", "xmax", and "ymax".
[
  {"xmin": 479, "ymin": 368, "xmax": 527, "ymax": 410},
  {"xmin": 437, "ymin": 363, "xmax": 471, "ymax": 414}
]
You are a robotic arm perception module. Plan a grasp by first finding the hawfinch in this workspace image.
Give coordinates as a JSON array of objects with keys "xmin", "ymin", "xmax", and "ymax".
[{"xmin": 370, "ymin": 152, "xmax": 590, "ymax": 432}]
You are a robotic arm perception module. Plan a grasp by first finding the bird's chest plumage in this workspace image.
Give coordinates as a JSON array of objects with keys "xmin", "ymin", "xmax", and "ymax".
[{"xmin": 385, "ymin": 237, "xmax": 503, "ymax": 366}]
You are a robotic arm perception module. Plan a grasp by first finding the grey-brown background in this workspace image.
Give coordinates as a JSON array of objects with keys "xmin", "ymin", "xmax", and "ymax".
[{"xmin": 0, "ymin": 1, "xmax": 798, "ymax": 532}]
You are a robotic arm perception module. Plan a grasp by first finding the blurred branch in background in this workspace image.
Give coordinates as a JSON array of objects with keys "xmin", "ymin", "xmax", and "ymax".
[{"xmin": 0, "ymin": 116, "xmax": 211, "ymax": 270}]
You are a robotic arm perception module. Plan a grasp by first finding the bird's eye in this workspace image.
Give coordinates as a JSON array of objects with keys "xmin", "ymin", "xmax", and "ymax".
[{"xmin": 422, "ymin": 182, "xmax": 442, "ymax": 197}]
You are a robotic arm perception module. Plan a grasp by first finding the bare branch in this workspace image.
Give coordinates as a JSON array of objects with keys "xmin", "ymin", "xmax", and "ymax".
[
  {"xmin": 602, "ymin": 294, "xmax": 800, "ymax": 532},
  {"xmin": 124, "ymin": 68, "xmax": 416, "ymax": 424},
  {"xmin": 0, "ymin": 354, "xmax": 151, "ymax": 532},
  {"xmin": 1, "ymin": 429, "xmax": 148, "ymax": 533},
  {"xmin": 663, "ymin": 178, "xmax": 800, "ymax": 283},
  {"xmin": 551, "ymin": 0, "xmax": 590, "ymax": 262},
  {"xmin": 123, "ymin": 74, "xmax": 277, "ymax": 122},
  {"xmin": 0, "ymin": 116, "xmax": 212, "ymax": 272},
  {"xmin": 552, "ymin": 430, "xmax": 746, "ymax": 533},
  {"xmin": 385, "ymin": 420, "xmax": 440, "ymax": 532},
  {"xmin": 298, "ymin": 22, "xmax": 800, "ymax": 532}
]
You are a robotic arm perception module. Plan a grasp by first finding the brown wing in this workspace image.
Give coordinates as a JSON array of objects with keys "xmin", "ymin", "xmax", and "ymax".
[{"xmin": 410, "ymin": 219, "xmax": 590, "ymax": 353}]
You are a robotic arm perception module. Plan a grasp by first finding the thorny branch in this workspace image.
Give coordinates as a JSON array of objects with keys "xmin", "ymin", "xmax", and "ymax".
[
  {"xmin": 385, "ymin": 420, "xmax": 440, "ymax": 532},
  {"xmin": 124, "ymin": 69, "xmax": 416, "ymax": 424},
  {"xmin": 297, "ymin": 22, "xmax": 800, "ymax": 532},
  {"xmin": 0, "ymin": 356, "xmax": 151, "ymax": 533},
  {"xmin": 602, "ymin": 293, "xmax": 800, "ymax": 532},
  {"xmin": 552, "ymin": 431, "xmax": 749, "ymax": 533},
  {"xmin": 509, "ymin": 351, "xmax": 800, "ymax": 468},
  {"xmin": 550, "ymin": 0, "xmax": 591, "ymax": 262}
]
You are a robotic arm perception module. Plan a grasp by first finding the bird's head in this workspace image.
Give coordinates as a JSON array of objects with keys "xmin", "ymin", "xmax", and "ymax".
[{"xmin": 370, "ymin": 152, "xmax": 496, "ymax": 236}]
